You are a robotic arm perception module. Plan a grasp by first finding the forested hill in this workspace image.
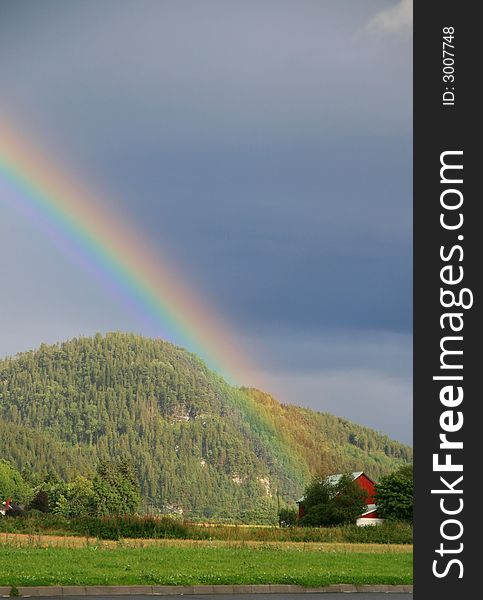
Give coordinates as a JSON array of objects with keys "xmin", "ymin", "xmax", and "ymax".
[{"xmin": 0, "ymin": 333, "xmax": 412, "ymax": 522}]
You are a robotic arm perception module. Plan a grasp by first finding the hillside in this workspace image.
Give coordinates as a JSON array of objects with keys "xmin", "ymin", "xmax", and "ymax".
[{"xmin": 0, "ymin": 333, "xmax": 412, "ymax": 522}]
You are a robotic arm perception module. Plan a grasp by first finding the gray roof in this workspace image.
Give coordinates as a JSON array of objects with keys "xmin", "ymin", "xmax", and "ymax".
[{"xmin": 325, "ymin": 471, "xmax": 363, "ymax": 486}]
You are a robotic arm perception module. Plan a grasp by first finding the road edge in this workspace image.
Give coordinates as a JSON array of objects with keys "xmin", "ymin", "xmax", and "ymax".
[{"xmin": 1, "ymin": 584, "xmax": 413, "ymax": 596}]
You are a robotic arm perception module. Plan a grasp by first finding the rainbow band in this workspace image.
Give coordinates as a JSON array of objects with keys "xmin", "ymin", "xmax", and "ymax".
[{"xmin": 0, "ymin": 120, "xmax": 249, "ymax": 382}]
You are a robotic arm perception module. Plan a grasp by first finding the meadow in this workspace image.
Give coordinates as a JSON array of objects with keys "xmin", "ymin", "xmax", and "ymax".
[{"xmin": 1, "ymin": 539, "xmax": 413, "ymax": 587}]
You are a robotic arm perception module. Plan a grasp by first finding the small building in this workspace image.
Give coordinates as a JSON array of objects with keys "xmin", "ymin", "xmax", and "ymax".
[
  {"xmin": 297, "ymin": 471, "xmax": 384, "ymax": 526},
  {"xmin": 356, "ymin": 503, "xmax": 384, "ymax": 526}
]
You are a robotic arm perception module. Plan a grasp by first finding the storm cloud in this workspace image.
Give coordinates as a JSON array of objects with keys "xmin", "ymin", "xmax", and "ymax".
[{"xmin": 0, "ymin": 0, "xmax": 412, "ymax": 443}]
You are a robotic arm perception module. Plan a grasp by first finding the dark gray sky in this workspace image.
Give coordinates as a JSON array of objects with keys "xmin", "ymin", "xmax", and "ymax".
[{"xmin": 0, "ymin": 0, "xmax": 412, "ymax": 443}]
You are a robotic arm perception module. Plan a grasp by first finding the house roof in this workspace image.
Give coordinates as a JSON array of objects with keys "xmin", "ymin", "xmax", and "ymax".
[
  {"xmin": 297, "ymin": 471, "xmax": 366, "ymax": 503},
  {"xmin": 325, "ymin": 471, "xmax": 363, "ymax": 486}
]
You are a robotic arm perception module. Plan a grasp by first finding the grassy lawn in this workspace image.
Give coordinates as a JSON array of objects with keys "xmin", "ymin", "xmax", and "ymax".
[{"xmin": 1, "ymin": 542, "xmax": 413, "ymax": 587}]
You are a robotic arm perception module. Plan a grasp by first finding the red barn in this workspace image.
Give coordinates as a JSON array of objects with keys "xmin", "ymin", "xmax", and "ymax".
[{"xmin": 297, "ymin": 471, "xmax": 383, "ymax": 526}]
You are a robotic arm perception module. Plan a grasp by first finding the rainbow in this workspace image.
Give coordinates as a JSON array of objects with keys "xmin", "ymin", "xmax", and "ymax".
[{"xmin": 0, "ymin": 119, "xmax": 251, "ymax": 382}]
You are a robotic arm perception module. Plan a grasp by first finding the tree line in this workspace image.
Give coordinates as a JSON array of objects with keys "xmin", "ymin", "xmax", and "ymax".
[{"xmin": 1, "ymin": 458, "xmax": 140, "ymax": 518}]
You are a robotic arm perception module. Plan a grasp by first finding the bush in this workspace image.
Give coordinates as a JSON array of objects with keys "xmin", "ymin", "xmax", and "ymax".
[
  {"xmin": 0, "ymin": 513, "xmax": 69, "ymax": 534},
  {"xmin": 29, "ymin": 490, "xmax": 50, "ymax": 513},
  {"xmin": 278, "ymin": 508, "xmax": 298, "ymax": 527},
  {"xmin": 71, "ymin": 515, "xmax": 189, "ymax": 540}
]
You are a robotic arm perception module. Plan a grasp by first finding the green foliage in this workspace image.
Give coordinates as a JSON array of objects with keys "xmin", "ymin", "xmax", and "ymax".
[
  {"xmin": 72, "ymin": 514, "xmax": 189, "ymax": 540},
  {"xmin": 338, "ymin": 521, "xmax": 413, "ymax": 544},
  {"xmin": 0, "ymin": 513, "xmax": 70, "ymax": 535},
  {"xmin": 300, "ymin": 474, "xmax": 368, "ymax": 526},
  {"xmin": 37, "ymin": 475, "xmax": 68, "ymax": 515},
  {"xmin": 53, "ymin": 494, "xmax": 70, "ymax": 518},
  {"xmin": 41, "ymin": 461, "xmax": 140, "ymax": 518},
  {"xmin": 278, "ymin": 507, "xmax": 298, "ymax": 527},
  {"xmin": 64, "ymin": 476, "xmax": 95, "ymax": 517},
  {"xmin": 92, "ymin": 460, "xmax": 140, "ymax": 516},
  {"xmin": 375, "ymin": 464, "xmax": 413, "ymax": 522},
  {"xmin": 29, "ymin": 490, "xmax": 50, "ymax": 513},
  {"xmin": 0, "ymin": 333, "xmax": 412, "ymax": 522},
  {"xmin": 0, "ymin": 460, "xmax": 33, "ymax": 505}
]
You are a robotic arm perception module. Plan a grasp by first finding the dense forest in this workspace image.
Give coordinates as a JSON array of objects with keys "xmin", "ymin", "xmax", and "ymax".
[{"xmin": 0, "ymin": 333, "xmax": 412, "ymax": 522}]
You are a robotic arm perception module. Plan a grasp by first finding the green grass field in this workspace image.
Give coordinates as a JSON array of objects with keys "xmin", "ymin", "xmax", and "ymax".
[{"xmin": 1, "ymin": 542, "xmax": 413, "ymax": 587}]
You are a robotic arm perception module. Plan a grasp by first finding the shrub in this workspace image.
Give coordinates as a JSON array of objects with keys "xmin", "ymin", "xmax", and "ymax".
[
  {"xmin": 29, "ymin": 490, "xmax": 50, "ymax": 513},
  {"xmin": 278, "ymin": 508, "xmax": 298, "ymax": 527},
  {"xmin": 0, "ymin": 513, "xmax": 69, "ymax": 534},
  {"xmin": 71, "ymin": 515, "xmax": 189, "ymax": 540}
]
